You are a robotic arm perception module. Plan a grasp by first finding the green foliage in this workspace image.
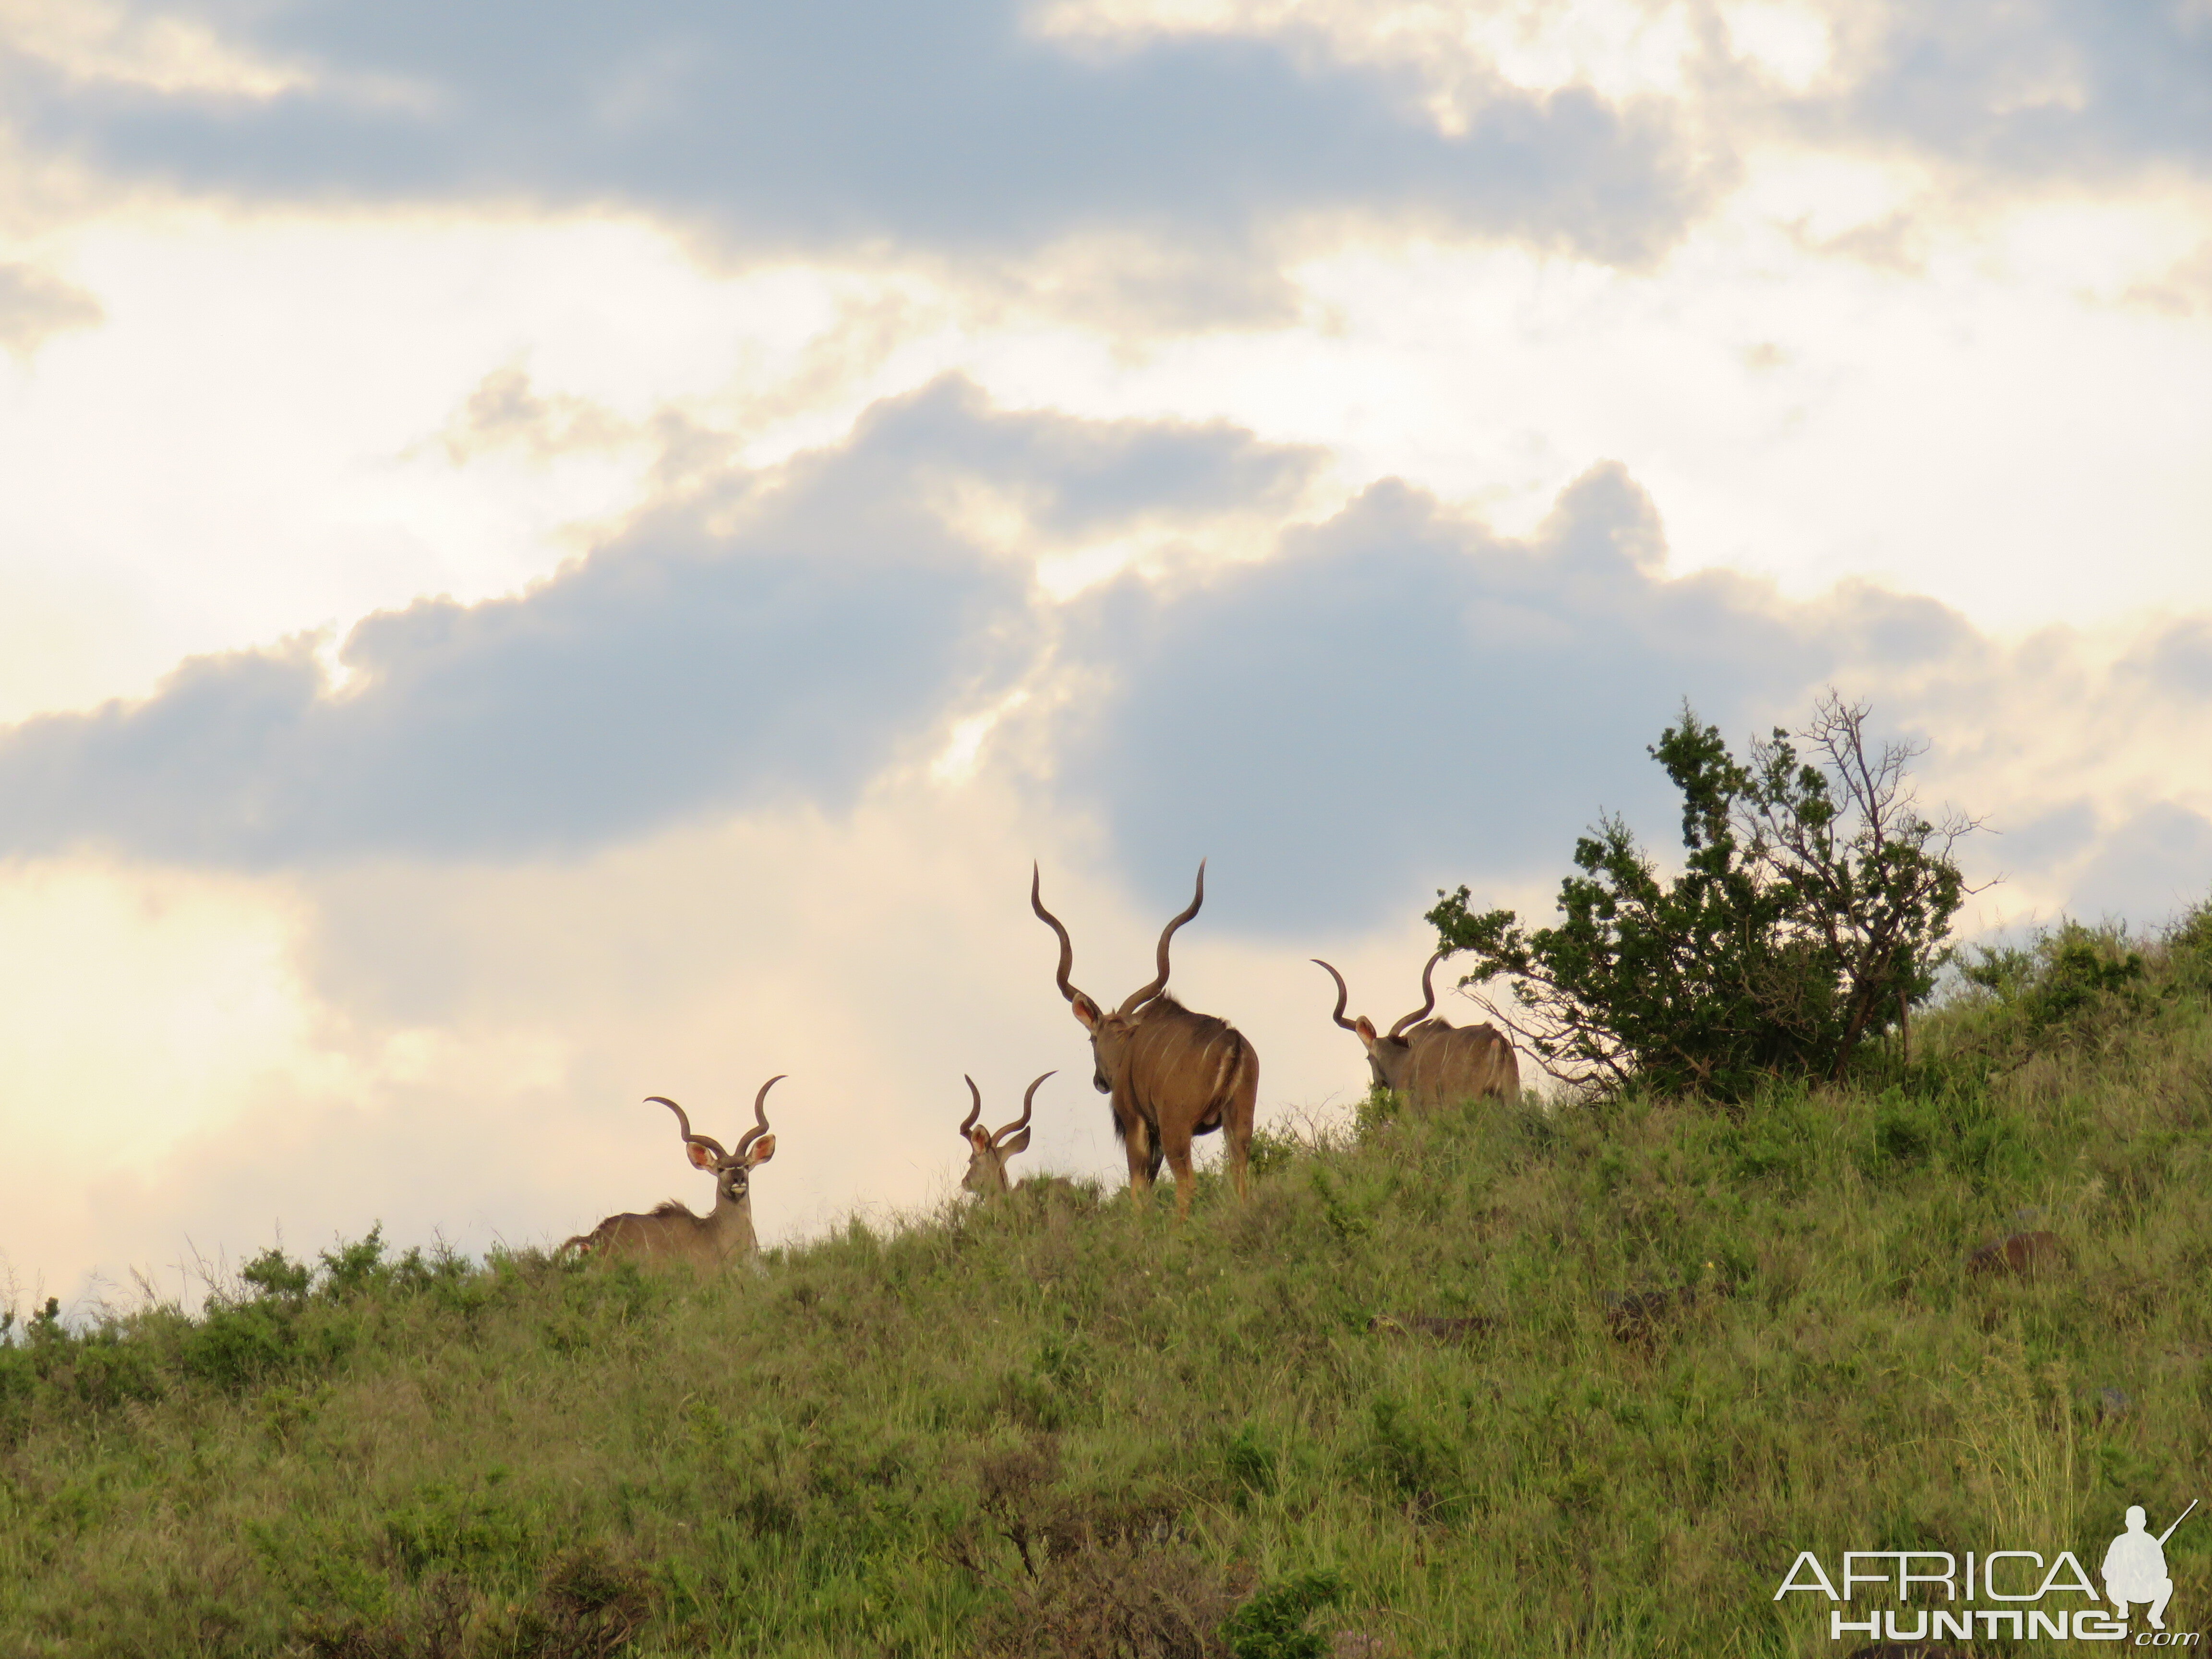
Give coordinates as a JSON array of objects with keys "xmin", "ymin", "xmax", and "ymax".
[
  {"xmin": 1431, "ymin": 693, "xmax": 1974, "ymax": 1101},
  {"xmin": 1350, "ymin": 1082, "xmax": 1401, "ymax": 1140},
  {"xmin": 2167, "ymin": 901, "xmax": 2212, "ymax": 990},
  {"xmin": 240, "ymin": 1245, "xmax": 313, "ymax": 1300},
  {"xmin": 178, "ymin": 1292, "xmax": 354, "ymax": 1393},
  {"xmin": 1244, "ymin": 1126, "xmax": 1301, "ymax": 1181},
  {"xmin": 1960, "ymin": 922, "xmax": 2159, "ymax": 1044},
  {"xmin": 28, "ymin": 1296, "xmax": 63, "ymax": 1343},
  {"xmin": 1219, "ymin": 1569, "xmax": 1345, "ymax": 1659},
  {"xmin": 1222, "ymin": 1423, "xmax": 1278, "ymax": 1502},
  {"xmin": 384, "ymin": 1471, "xmax": 546, "ymax": 1583}
]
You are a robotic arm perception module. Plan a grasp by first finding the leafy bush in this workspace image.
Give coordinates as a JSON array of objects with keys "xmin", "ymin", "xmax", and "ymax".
[
  {"xmin": 1430, "ymin": 693, "xmax": 1975, "ymax": 1101},
  {"xmin": 1959, "ymin": 923, "xmax": 2157, "ymax": 1044},
  {"xmin": 1219, "ymin": 1570, "xmax": 1345, "ymax": 1659},
  {"xmin": 384, "ymin": 1472, "xmax": 545, "ymax": 1583},
  {"xmin": 241, "ymin": 1245, "xmax": 314, "ymax": 1300}
]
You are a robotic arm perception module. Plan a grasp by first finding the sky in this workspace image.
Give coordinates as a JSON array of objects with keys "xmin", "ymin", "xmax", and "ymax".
[{"xmin": 2, "ymin": 0, "xmax": 2208, "ymax": 1312}]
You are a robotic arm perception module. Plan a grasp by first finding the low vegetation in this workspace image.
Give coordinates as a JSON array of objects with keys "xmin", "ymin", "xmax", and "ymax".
[{"xmin": 3, "ymin": 908, "xmax": 2209, "ymax": 1656}]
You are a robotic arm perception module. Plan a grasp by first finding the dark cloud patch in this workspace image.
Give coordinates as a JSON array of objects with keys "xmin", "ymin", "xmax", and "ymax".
[
  {"xmin": 2134, "ymin": 617, "xmax": 2212, "ymax": 699},
  {"xmin": 0, "ymin": 537, "xmax": 1015, "ymax": 865},
  {"xmin": 821, "ymin": 375, "xmax": 1321, "ymax": 536},
  {"xmin": 1812, "ymin": 0, "xmax": 2212, "ymax": 179},
  {"xmin": 1046, "ymin": 461, "xmax": 1959, "ymax": 935},
  {"xmin": 8, "ymin": 0, "xmax": 1707, "ymax": 283},
  {"xmin": 1994, "ymin": 799, "xmax": 2099, "ymax": 875},
  {"xmin": 0, "ymin": 376, "xmax": 1312, "ymax": 866},
  {"xmin": 2068, "ymin": 801, "xmax": 2212, "ymax": 926}
]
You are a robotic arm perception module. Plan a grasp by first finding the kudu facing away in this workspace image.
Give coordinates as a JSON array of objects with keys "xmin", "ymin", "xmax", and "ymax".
[
  {"xmin": 1312, "ymin": 952, "xmax": 1518, "ymax": 1112},
  {"xmin": 958, "ymin": 1070, "xmax": 1053, "ymax": 1196},
  {"xmin": 1031, "ymin": 860, "xmax": 1258, "ymax": 1217},
  {"xmin": 561, "ymin": 1077, "xmax": 782, "ymax": 1267}
]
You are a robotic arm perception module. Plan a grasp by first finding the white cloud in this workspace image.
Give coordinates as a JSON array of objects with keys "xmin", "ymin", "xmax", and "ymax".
[
  {"xmin": 1719, "ymin": 2, "xmax": 1834, "ymax": 94},
  {"xmin": 0, "ymin": 0, "xmax": 311, "ymax": 98}
]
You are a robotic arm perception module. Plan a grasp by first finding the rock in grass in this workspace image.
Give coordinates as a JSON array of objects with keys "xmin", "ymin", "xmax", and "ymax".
[{"xmin": 1965, "ymin": 1229, "xmax": 2068, "ymax": 1276}]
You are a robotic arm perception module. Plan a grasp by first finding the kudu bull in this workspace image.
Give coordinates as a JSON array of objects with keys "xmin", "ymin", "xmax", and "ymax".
[
  {"xmin": 561, "ymin": 1077, "xmax": 782, "ymax": 1266},
  {"xmin": 1312, "ymin": 952, "xmax": 1517, "ymax": 1111},
  {"xmin": 958, "ymin": 1070, "xmax": 1053, "ymax": 1196},
  {"xmin": 1031, "ymin": 860, "xmax": 1257, "ymax": 1217}
]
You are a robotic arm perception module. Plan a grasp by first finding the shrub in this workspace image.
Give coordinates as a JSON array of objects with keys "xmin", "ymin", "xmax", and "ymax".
[
  {"xmin": 1218, "ymin": 1570, "xmax": 1346, "ymax": 1659},
  {"xmin": 1959, "ymin": 923, "xmax": 2158, "ymax": 1046},
  {"xmin": 1430, "ymin": 693, "xmax": 1976, "ymax": 1102}
]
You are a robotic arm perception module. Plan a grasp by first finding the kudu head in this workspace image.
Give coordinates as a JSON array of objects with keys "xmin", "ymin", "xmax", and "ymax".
[
  {"xmin": 958, "ymin": 1070, "xmax": 1052, "ymax": 1195},
  {"xmin": 1031, "ymin": 861, "xmax": 1206, "ymax": 1095},
  {"xmin": 649, "ymin": 1074, "xmax": 781, "ymax": 1209},
  {"xmin": 1312, "ymin": 952, "xmax": 1442, "ymax": 1091}
]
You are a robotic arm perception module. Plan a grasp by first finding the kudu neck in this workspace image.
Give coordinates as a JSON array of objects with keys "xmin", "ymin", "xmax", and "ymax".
[{"xmin": 705, "ymin": 1180, "xmax": 758, "ymax": 1255}]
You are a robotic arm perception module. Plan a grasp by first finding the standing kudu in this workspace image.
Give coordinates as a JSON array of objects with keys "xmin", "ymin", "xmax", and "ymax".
[
  {"xmin": 1031, "ymin": 860, "xmax": 1258, "ymax": 1217},
  {"xmin": 958, "ymin": 1071, "xmax": 1053, "ymax": 1196},
  {"xmin": 561, "ymin": 1077, "xmax": 782, "ymax": 1266},
  {"xmin": 1312, "ymin": 952, "xmax": 1518, "ymax": 1111}
]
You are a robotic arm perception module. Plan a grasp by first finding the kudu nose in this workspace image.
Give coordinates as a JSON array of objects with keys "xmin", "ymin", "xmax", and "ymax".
[{"xmin": 1093, "ymin": 1072, "xmax": 1110, "ymax": 1094}]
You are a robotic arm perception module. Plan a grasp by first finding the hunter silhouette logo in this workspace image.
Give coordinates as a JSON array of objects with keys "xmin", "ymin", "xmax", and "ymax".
[
  {"xmin": 2105, "ymin": 1501, "xmax": 2195, "ymax": 1632},
  {"xmin": 1776, "ymin": 1498, "xmax": 2201, "ymax": 1644}
]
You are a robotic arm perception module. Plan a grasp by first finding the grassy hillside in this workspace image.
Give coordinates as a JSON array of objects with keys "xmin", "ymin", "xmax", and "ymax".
[{"xmin": 4, "ymin": 914, "xmax": 2210, "ymax": 1658}]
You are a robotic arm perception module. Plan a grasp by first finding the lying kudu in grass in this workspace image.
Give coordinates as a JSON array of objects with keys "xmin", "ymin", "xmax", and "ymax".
[
  {"xmin": 1031, "ymin": 860, "xmax": 1257, "ymax": 1217},
  {"xmin": 561, "ymin": 1077, "xmax": 781, "ymax": 1267},
  {"xmin": 958, "ymin": 1070, "xmax": 1053, "ymax": 1196},
  {"xmin": 1311, "ymin": 951, "xmax": 1517, "ymax": 1112}
]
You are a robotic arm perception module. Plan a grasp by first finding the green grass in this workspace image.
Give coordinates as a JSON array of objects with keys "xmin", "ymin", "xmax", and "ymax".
[{"xmin": 3, "ymin": 913, "xmax": 2210, "ymax": 1657}]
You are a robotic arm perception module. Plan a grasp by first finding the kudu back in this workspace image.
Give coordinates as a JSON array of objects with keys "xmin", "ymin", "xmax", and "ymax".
[
  {"xmin": 1032, "ymin": 860, "xmax": 1258, "ymax": 1216},
  {"xmin": 959, "ymin": 1070, "xmax": 1052, "ymax": 1196},
  {"xmin": 1313, "ymin": 952, "xmax": 1517, "ymax": 1112},
  {"xmin": 562, "ymin": 1077, "xmax": 782, "ymax": 1267}
]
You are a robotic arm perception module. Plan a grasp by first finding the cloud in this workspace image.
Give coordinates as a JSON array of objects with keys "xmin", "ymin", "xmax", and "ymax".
[
  {"xmin": 5, "ymin": 0, "xmax": 1711, "ymax": 286},
  {"xmin": 0, "ymin": 262, "xmax": 103, "ymax": 354},
  {"xmin": 1807, "ymin": 0, "xmax": 2212, "ymax": 179},
  {"xmin": 1042, "ymin": 459, "xmax": 1994, "ymax": 934},
  {"xmin": 2068, "ymin": 801, "xmax": 2212, "ymax": 926},
  {"xmin": 0, "ymin": 373, "xmax": 2202, "ymax": 939},
  {"xmin": 0, "ymin": 377, "xmax": 1313, "ymax": 866},
  {"xmin": 2136, "ymin": 616, "xmax": 2212, "ymax": 699}
]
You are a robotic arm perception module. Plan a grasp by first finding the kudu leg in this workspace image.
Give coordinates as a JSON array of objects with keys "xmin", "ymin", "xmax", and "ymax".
[
  {"xmin": 1225, "ymin": 1053, "xmax": 1259, "ymax": 1203},
  {"xmin": 1122, "ymin": 1115, "xmax": 1157, "ymax": 1203},
  {"xmin": 1158, "ymin": 1123, "xmax": 1199, "ymax": 1221}
]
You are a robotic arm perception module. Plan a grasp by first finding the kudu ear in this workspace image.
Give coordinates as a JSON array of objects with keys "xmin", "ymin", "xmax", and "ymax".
[
  {"xmin": 745, "ymin": 1133, "xmax": 777, "ymax": 1167},
  {"xmin": 686, "ymin": 1141, "xmax": 717, "ymax": 1169},
  {"xmin": 1071, "ymin": 992, "xmax": 1103, "ymax": 1031},
  {"xmin": 998, "ymin": 1127, "xmax": 1032, "ymax": 1157},
  {"xmin": 1353, "ymin": 1015, "xmax": 1379, "ymax": 1043}
]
